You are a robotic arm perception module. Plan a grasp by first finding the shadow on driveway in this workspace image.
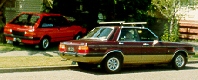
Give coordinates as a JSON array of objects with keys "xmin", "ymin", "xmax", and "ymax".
[
  {"xmin": 0, "ymin": 65, "xmax": 78, "ymax": 73},
  {"xmin": 0, "ymin": 43, "xmax": 60, "ymax": 57}
]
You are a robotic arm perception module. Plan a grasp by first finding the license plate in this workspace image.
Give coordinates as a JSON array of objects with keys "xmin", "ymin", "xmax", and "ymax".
[
  {"xmin": 68, "ymin": 47, "xmax": 74, "ymax": 52},
  {"xmin": 13, "ymin": 38, "xmax": 21, "ymax": 42},
  {"xmin": 13, "ymin": 38, "xmax": 16, "ymax": 41}
]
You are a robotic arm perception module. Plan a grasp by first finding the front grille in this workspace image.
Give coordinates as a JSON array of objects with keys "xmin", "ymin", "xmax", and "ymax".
[{"xmin": 12, "ymin": 30, "xmax": 24, "ymax": 36}]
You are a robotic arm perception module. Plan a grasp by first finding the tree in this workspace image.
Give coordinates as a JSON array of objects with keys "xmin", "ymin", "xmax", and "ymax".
[
  {"xmin": 151, "ymin": 0, "xmax": 194, "ymax": 41},
  {"xmin": 0, "ymin": 0, "xmax": 6, "ymax": 43}
]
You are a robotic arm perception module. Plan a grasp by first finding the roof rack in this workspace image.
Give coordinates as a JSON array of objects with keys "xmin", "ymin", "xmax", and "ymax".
[
  {"xmin": 99, "ymin": 21, "xmax": 125, "ymax": 24},
  {"xmin": 99, "ymin": 21, "xmax": 147, "ymax": 27},
  {"xmin": 123, "ymin": 22, "xmax": 147, "ymax": 27},
  {"xmin": 122, "ymin": 22, "xmax": 147, "ymax": 25}
]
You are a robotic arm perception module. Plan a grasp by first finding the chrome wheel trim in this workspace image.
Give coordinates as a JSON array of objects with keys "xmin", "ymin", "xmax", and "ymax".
[
  {"xmin": 175, "ymin": 55, "xmax": 184, "ymax": 67},
  {"xmin": 107, "ymin": 57, "xmax": 120, "ymax": 71},
  {"xmin": 42, "ymin": 38, "xmax": 49, "ymax": 49},
  {"xmin": 75, "ymin": 35, "xmax": 81, "ymax": 40}
]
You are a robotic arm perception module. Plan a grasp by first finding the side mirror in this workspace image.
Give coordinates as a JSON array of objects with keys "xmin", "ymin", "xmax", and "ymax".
[{"xmin": 152, "ymin": 40, "xmax": 158, "ymax": 46}]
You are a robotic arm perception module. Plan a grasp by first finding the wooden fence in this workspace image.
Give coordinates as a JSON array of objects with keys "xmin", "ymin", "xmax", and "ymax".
[{"xmin": 179, "ymin": 20, "xmax": 198, "ymax": 40}]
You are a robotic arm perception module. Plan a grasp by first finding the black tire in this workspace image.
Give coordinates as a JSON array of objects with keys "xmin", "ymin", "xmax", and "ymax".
[
  {"xmin": 172, "ymin": 53, "xmax": 187, "ymax": 70},
  {"xmin": 101, "ymin": 55, "xmax": 122, "ymax": 74},
  {"xmin": 13, "ymin": 41, "xmax": 19, "ymax": 46},
  {"xmin": 39, "ymin": 38, "xmax": 50, "ymax": 50},
  {"xmin": 78, "ymin": 62, "xmax": 97, "ymax": 70}
]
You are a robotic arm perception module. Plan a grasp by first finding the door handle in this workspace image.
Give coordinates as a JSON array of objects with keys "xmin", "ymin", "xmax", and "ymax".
[
  {"xmin": 143, "ymin": 43, "xmax": 149, "ymax": 46},
  {"xmin": 119, "ymin": 42, "xmax": 124, "ymax": 44}
]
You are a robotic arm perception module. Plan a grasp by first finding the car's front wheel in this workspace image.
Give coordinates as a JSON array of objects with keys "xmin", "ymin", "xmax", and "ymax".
[
  {"xmin": 172, "ymin": 53, "xmax": 187, "ymax": 70},
  {"xmin": 101, "ymin": 55, "xmax": 122, "ymax": 74},
  {"xmin": 40, "ymin": 38, "xmax": 50, "ymax": 50}
]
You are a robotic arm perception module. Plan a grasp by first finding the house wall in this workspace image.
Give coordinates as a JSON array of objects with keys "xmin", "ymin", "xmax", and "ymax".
[
  {"xmin": 5, "ymin": 0, "xmax": 42, "ymax": 23},
  {"xmin": 178, "ymin": 7, "xmax": 198, "ymax": 40}
]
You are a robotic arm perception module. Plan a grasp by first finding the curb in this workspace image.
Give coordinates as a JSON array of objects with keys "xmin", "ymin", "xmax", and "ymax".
[{"xmin": 188, "ymin": 60, "xmax": 198, "ymax": 64}]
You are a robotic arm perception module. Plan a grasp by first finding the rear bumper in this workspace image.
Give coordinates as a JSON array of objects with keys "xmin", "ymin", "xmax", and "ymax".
[
  {"xmin": 59, "ymin": 52, "xmax": 104, "ymax": 63},
  {"xmin": 4, "ymin": 34, "xmax": 40, "ymax": 45}
]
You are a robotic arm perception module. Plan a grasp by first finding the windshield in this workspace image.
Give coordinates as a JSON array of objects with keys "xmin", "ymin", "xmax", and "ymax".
[
  {"xmin": 82, "ymin": 27, "xmax": 114, "ymax": 40},
  {"xmin": 10, "ymin": 14, "xmax": 40, "ymax": 26}
]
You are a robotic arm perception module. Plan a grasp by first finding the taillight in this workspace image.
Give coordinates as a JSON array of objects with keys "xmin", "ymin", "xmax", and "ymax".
[
  {"xmin": 59, "ymin": 44, "xmax": 66, "ymax": 52},
  {"xmin": 78, "ymin": 46, "xmax": 89, "ymax": 54},
  {"xmin": 4, "ymin": 28, "xmax": 12, "ymax": 33}
]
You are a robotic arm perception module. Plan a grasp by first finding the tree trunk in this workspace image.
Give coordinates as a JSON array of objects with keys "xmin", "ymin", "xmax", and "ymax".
[{"xmin": 0, "ymin": 0, "xmax": 6, "ymax": 43}]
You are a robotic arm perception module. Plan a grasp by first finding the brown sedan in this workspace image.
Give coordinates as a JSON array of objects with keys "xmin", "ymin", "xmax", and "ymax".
[{"xmin": 58, "ymin": 22, "xmax": 195, "ymax": 73}]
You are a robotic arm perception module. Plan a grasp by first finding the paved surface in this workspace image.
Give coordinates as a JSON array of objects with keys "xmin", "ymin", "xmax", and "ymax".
[
  {"xmin": 0, "ymin": 51, "xmax": 59, "ymax": 57},
  {"xmin": 0, "ymin": 63, "xmax": 198, "ymax": 80}
]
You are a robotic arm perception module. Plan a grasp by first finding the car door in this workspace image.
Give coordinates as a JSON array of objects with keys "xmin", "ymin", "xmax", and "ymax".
[
  {"xmin": 53, "ymin": 16, "xmax": 75, "ymax": 41},
  {"xmin": 37, "ymin": 16, "xmax": 60, "ymax": 42},
  {"xmin": 137, "ymin": 29, "xmax": 167, "ymax": 63},
  {"xmin": 118, "ymin": 28, "xmax": 142, "ymax": 64}
]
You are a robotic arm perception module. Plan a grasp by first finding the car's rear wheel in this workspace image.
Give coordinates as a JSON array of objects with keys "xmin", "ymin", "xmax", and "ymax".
[
  {"xmin": 172, "ymin": 53, "xmax": 187, "ymax": 70},
  {"xmin": 78, "ymin": 62, "xmax": 97, "ymax": 70},
  {"xmin": 101, "ymin": 55, "xmax": 122, "ymax": 74},
  {"xmin": 74, "ymin": 34, "xmax": 81, "ymax": 40},
  {"xmin": 40, "ymin": 38, "xmax": 50, "ymax": 50}
]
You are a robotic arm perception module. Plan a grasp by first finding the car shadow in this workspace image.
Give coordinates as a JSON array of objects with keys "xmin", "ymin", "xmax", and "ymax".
[
  {"xmin": 0, "ymin": 65, "xmax": 79, "ymax": 73},
  {"xmin": 76, "ymin": 64, "xmax": 198, "ymax": 75}
]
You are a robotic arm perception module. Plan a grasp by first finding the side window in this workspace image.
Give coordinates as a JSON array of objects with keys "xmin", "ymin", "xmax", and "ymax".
[
  {"xmin": 40, "ymin": 17, "xmax": 54, "ymax": 28},
  {"xmin": 53, "ymin": 16, "xmax": 70, "ymax": 27},
  {"xmin": 137, "ymin": 29, "xmax": 157, "ymax": 41},
  {"xmin": 119, "ymin": 28, "xmax": 139, "ymax": 41}
]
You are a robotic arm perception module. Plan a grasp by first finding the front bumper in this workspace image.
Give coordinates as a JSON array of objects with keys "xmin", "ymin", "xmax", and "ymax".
[
  {"xmin": 59, "ymin": 52, "xmax": 103, "ymax": 63},
  {"xmin": 4, "ymin": 34, "xmax": 40, "ymax": 45}
]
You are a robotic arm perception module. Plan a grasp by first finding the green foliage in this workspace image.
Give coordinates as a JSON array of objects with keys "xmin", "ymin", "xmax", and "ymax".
[
  {"xmin": 161, "ymin": 20, "xmax": 179, "ymax": 42},
  {"xmin": 161, "ymin": 23, "xmax": 169, "ymax": 41},
  {"xmin": 152, "ymin": 0, "xmax": 191, "ymax": 42}
]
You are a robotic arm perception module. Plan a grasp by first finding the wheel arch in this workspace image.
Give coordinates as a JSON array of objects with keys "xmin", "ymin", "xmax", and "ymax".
[
  {"xmin": 100, "ymin": 50, "xmax": 124, "ymax": 63},
  {"xmin": 171, "ymin": 50, "xmax": 188, "ymax": 61},
  {"xmin": 172, "ymin": 50, "xmax": 188, "ymax": 59},
  {"xmin": 40, "ymin": 35, "xmax": 51, "ymax": 42}
]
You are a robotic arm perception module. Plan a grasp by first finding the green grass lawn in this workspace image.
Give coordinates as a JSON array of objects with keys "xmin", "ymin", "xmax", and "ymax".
[
  {"xmin": 0, "ymin": 43, "xmax": 69, "ymax": 68},
  {"xmin": 0, "ymin": 56, "xmax": 72, "ymax": 68},
  {"xmin": 0, "ymin": 43, "xmax": 19, "ymax": 51}
]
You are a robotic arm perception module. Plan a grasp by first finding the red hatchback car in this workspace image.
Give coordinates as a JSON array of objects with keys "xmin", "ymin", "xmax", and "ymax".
[{"xmin": 4, "ymin": 12, "xmax": 87, "ymax": 49}]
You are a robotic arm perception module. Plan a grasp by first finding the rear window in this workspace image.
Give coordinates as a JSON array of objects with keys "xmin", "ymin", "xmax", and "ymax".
[
  {"xmin": 82, "ymin": 27, "xmax": 114, "ymax": 40},
  {"xmin": 10, "ymin": 14, "xmax": 40, "ymax": 26}
]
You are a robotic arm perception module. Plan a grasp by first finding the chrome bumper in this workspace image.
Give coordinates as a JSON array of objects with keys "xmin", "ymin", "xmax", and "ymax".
[{"xmin": 59, "ymin": 52, "xmax": 103, "ymax": 63}]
